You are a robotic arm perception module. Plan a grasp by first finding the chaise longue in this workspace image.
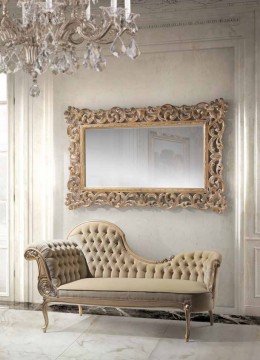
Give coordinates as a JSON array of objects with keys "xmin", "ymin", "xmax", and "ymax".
[{"xmin": 24, "ymin": 220, "xmax": 222, "ymax": 341}]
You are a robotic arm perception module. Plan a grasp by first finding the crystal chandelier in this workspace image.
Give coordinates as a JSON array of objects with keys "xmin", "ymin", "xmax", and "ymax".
[{"xmin": 0, "ymin": 0, "xmax": 140, "ymax": 96}]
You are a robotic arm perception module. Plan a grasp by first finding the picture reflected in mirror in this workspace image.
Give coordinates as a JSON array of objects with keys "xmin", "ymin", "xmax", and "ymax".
[{"xmin": 85, "ymin": 124, "xmax": 205, "ymax": 189}]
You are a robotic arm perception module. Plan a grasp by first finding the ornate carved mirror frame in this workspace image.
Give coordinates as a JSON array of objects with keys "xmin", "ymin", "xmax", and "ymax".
[{"xmin": 65, "ymin": 98, "xmax": 227, "ymax": 213}]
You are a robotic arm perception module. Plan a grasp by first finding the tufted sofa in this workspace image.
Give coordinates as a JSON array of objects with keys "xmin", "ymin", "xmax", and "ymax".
[{"xmin": 24, "ymin": 221, "xmax": 222, "ymax": 341}]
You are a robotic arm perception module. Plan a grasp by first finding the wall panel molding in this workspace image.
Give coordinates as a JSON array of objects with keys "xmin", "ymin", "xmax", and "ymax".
[
  {"xmin": 13, "ymin": 72, "xmax": 31, "ymax": 303},
  {"xmin": 255, "ymin": 9, "xmax": 260, "ymax": 236},
  {"xmin": 245, "ymin": 239, "xmax": 260, "ymax": 312},
  {"xmin": 133, "ymin": 0, "xmax": 260, "ymax": 13},
  {"xmin": 140, "ymin": 17, "xmax": 240, "ymax": 30},
  {"xmin": 30, "ymin": 73, "xmax": 54, "ymax": 304},
  {"xmin": 254, "ymin": 247, "xmax": 260, "ymax": 297}
]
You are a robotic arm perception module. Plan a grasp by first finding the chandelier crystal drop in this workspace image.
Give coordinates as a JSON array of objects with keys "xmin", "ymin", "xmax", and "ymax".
[{"xmin": 0, "ymin": 0, "xmax": 140, "ymax": 96}]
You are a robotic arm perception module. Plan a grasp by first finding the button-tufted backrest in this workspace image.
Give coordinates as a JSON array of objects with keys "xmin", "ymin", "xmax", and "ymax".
[{"xmin": 67, "ymin": 221, "xmax": 221, "ymax": 285}]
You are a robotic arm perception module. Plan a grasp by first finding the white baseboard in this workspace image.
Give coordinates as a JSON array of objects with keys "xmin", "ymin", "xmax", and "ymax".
[
  {"xmin": 244, "ymin": 306, "xmax": 260, "ymax": 316},
  {"xmin": 214, "ymin": 306, "xmax": 240, "ymax": 315}
]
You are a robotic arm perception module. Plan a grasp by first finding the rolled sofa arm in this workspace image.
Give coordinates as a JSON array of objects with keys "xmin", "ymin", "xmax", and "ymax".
[
  {"xmin": 202, "ymin": 253, "xmax": 222, "ymax": 293},
  {"xmin": 24, "ymin": 241, "xmax": 88, "ymax": 298}
]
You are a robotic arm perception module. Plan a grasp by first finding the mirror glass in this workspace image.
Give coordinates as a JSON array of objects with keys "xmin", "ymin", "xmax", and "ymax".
[{"xmin": 85, "ymin": 124, "xmax": 205, "ymax": 189}]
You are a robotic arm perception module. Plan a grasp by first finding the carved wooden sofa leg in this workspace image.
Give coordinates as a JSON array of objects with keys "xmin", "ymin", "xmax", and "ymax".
[
  {"xmin": 184, "ymin": 303, "xmax": 191, "ymax": 342},
  {"xmin": 42, "ymin": 299, "xmax": 49, "ymax": 333},
  {"xmin": 78, "ymin": 305, "xmax": 83, "ymax": 317},
  {"xmin": 209, "ymin": 310, "xmax": 214, "ymax": 326}
]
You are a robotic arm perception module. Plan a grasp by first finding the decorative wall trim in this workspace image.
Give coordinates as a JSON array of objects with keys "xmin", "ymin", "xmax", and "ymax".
[
  {"xmin": 132, "ymin": 0, "xmax": 259, "ymax": 11},
  {"xmin": 65, "ymin": 99, "xmax": 228, "ymax": 213},
  {"xmin": 42, "ymin": 72, "xmax": 54, "ymax": 244},
  {"xmin": 245, "ymin": 237, "xmax": 260, "ymax": 241},
  {"xmin": 140, "ymin": 17, "xmax": 240, "ymax": 30},
  {"xmin": 132, "ymin": 0, "xmax": 259, "ymax": 6},
  {"xmin": 255, "ymin": 9, "xmax": 260, "ymax": 235},
  {"xmin": 13, "ymin": 72, "xmax": 31, "ymax": 304},
  {"xmin": 254, "ymin": 247, "xmax": 260, "ymax": 298},
  {"xmin": 1, "ymin": 75, "xmax": 16, "ymax": 303}
]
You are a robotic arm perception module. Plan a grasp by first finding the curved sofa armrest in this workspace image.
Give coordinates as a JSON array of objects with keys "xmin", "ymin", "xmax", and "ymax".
[
  {"xmin": 201, "ymin": 252, "xmax": 222, "ymax": 293},
  {"xmin": 24, "ymin": 246, "xmax": 58, "ymax": 298},
  {"xmin": 24, "ymin": 241, "xmax": 88, "ymax": 298}
]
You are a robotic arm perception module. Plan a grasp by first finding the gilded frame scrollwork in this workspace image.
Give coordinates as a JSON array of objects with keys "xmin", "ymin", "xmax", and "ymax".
[{"xmin": 65, "ymin": 98, "xmax": 228, "ymax": 213}]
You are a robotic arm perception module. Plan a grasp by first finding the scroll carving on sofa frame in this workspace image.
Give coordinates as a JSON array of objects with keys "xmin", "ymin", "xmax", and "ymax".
[{"xmin": 65, "ymin": 98, "xmax": 228, "ymax": 213}]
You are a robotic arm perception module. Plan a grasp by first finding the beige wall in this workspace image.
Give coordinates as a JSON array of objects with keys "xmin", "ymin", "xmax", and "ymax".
[
  {"xmin": 53, "ymin": 40, "xmax": 235, "ymax": 308},
  {"xmin": 11, "ymin": 2, "xmax": 260, "ymax": 315}
]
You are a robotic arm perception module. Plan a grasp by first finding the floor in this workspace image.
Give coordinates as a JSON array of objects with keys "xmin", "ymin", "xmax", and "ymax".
[{"xmin": 0, "ymin": 308, "xmax": 259, "ymax": 360}]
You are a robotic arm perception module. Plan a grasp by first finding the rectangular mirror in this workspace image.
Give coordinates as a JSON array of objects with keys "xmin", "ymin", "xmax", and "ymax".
[
  {"xmin": 66, "ymin": 99, "xmax": 227, "ymax": 212},
  {"xmin": 84, "ymin": 125, "xmax": 205, "ymax": 189}
]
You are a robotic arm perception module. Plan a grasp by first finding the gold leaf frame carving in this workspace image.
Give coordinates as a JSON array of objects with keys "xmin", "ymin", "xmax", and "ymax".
[{"xmin": 65, "ymin": 98, "xmax": 228, "ymax": 213}]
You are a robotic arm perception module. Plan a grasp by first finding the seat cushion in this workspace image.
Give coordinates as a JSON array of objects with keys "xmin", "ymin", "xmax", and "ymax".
[
  {"xmin": 57, "ymin": 278, "xmax": 211, "ymax": 312},
  {"xmin": 58, "ymin": 278, "xmax": 213, "ymax": 312},
  {"xmin": 58, "ymin": 278, "xmax": 208, "ymax": 294}
]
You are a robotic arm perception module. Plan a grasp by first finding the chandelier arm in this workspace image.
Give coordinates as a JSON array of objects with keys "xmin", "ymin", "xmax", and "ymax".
[
  {"xmin": 59, "ymin": 20, "xmax": 121, "ymax": 46},
  {"xmin": 67, "ymin": 35, "xmax": 85, "ymax": 45},
  {"xmin": 76, "ymin": 21, "xmax": 121, "ymax": 44},
  {"xmin": 0, "ymin": 15, "xmax": 22, "ymax": 45},
  {"xmin": 55, "ymin": 19, "xmax": 82, "ymax": 43}
]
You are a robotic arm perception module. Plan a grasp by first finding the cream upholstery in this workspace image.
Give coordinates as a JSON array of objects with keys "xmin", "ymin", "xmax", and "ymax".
[
  {"xmin": 58, "ymin": 278, "xmax": 209, "ymax": 294},
  {"xmin": 57, "ymin": 278, "xmax": 212, "ymax": 312},
  {"xmin": 24, "ymin": 220, "xmax": 222, "ymax": 341},
  {"xmin": 67, "ymin": 221, "xmax": 221, "ymax": 292}
]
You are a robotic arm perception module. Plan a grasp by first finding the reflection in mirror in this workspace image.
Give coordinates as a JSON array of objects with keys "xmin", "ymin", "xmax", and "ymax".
[{"xmin": 85, "ymin": 125, "xmax": 205, "ymax": 189}]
